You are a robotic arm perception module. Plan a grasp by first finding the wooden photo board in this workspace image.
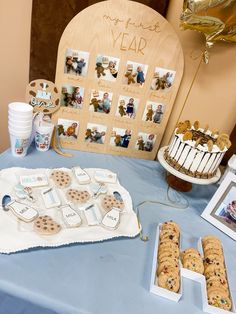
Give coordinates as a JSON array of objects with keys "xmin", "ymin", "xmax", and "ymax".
[{"xmin": 54, "ymin": 0, "xmax": 184, "ymax": 160}]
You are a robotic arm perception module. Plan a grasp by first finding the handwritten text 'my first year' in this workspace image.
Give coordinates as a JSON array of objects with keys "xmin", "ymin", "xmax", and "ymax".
[{"xmin": 104, "ymin": 15, "xmax": 160, "ymax": 55}]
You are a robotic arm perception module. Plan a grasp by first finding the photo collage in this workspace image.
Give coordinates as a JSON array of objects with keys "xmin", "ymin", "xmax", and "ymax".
[{"xmin": 58, "ymin": 48, "xmax": 176, "ymax": 154}]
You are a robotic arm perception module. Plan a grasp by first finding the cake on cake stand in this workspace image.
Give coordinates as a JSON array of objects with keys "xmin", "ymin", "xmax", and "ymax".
[{"xmin": 158, "ymin": 146, "xmax": 221, "ymax": 192}]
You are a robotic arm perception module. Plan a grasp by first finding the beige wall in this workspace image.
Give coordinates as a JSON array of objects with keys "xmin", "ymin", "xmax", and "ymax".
[
  {"xmin": 0, "ymin": 0, "xmax": 235, "ymax": 153},
  {"xmin": 162, "ymin": 0, "xmax": 236, "ymax": 146},
  {"xmin": 0, "ymin": 0, "xmax": 32, "ymax": 152}
]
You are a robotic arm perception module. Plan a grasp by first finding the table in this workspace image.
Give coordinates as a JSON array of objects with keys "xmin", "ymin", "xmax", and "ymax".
[{"xmin": 0, "ymin": 147, "xmax": 235, "ymax": 314}]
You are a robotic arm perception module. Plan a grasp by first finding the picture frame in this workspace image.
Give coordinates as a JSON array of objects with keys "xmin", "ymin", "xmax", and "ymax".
[{"xmin": 201, "ymin": 172, "xmax": 236, "ymax": 241}]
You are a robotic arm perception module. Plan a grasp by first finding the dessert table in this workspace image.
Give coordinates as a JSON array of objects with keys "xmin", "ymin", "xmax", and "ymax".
[{"xmin": 0, "ymin": 147, "xmax": 235, "ymax": 314}]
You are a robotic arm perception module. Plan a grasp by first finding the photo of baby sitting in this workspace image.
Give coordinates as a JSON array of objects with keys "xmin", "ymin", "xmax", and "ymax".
[
  {"xmin": 89, "ymin": 90, "xmax": 112, "ymax": 114},
  {"xmin": 94, "ymin": 55, "xmax": 120, "ymax": 82},
  {"xmin": 142, "ymin": 102, "xmax": 165, "ymax": 124},
  {"xmin": 150, "ymin": 67, "xmax": 176, "ymax": 91},
  {"xmin": 123, "ymin": 61, "xmax": 148, "ymax": 87},
  {"xmin": 135, "ymin": 133, "xmax": 156, "ymax": 152},
  {"xmin": 214, "ymin": 185, "xmax": 236, "ymax": 230},
  {"xmin": 110, "ymin": 128, "xmax": 132, "ymax": 149},
  {"xmin": 57, "ymin": 119, "xmax": 79, "ymax": 141},
  {"xmin": 116, "ymin": 95, "xmax": 139, "ymax": 119},
  {"xmin": 61, "ymin": 84, "xmax": 84, "ymax": 109},
  {"xmin": 64, "ymin": 48, "xmax": 89, "ymax": 77},
  {"xmin": 85, "ymin": 123, "xmax": 107, "ymax": 144}
]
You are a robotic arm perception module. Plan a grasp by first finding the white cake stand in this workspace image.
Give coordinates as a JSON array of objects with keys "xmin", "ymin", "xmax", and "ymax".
[{"xmin": 158, "ymin": 146, "xmax": 221, "ymax": 191}]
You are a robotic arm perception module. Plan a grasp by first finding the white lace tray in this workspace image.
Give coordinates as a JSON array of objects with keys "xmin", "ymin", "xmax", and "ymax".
[{"xmin": 0, "ymin": 167, "xmax": 140, "ymax": 254}]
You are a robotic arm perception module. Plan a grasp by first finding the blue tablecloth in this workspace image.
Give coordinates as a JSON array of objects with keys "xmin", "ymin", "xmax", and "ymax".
[{"xmin": 0, "ymin": 147, "xmax": 235, "ymax": 314}]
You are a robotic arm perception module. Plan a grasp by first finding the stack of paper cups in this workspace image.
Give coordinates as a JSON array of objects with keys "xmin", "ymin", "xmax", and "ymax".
[{"xmin": 8, "ymin": 102, "xmax": 33, "ymax": 157}]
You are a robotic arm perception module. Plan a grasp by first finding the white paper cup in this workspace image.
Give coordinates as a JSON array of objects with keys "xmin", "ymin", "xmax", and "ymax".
[
  {"xmin": 9, "ymin": 132, "xmax": 31, "ymax": 157},
  {"xmin": 8, "ymin": 123, "xmax": 32, "ymax": 132},
  {"xmin": 8, "ymin": 102, "xmax": 33, "ymax": 115},
  {"xmin": 8, "ymin": 111, "xmax": 33, "ymax": 121},
  {"xmin": 34, "ymin": 122, "xmax": 54, "ymax": 152},
  {"xmin": 8, "ymin": 117, "xmax": 33, "ymax": 126}
]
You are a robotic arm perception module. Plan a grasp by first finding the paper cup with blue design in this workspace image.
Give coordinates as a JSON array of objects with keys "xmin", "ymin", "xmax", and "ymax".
[
  {"xmin": 9, "ymin": 129, "xmax": 31, "ymax": 157},
  {"xmin": 35, "ymin": 121, "xmax": 54, "ymax": 152}
]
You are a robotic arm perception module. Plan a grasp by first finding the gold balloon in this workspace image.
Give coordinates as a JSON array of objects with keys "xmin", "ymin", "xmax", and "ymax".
[{"xmin": 180, "ymin": 0, "xmax": 236, "ymax": 63}]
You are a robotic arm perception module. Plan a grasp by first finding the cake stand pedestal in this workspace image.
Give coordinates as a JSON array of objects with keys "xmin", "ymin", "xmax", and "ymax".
[{"xmin": 158, "ymin": 146, "xmax": 221, "ymax": 192}]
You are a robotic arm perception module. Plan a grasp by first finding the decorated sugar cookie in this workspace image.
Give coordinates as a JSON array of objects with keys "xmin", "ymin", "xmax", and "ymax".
[
  {"xmin": 34, "ymin": 215, "xmax": 61, "ymax": 235},
  {"xmin": 50, "ymin": 170, "xmax": 71, "ymax": 188},
  {"xmin": 101, "ymin": 195, "xmax": 124, "ymax": 211},
  {"xmin": 60, "ymin": 205, "xmax": 82, "ymax": 228},
  {"xmin": 66, "ymin": 188, "xmax": 90, "ymax": 203}
]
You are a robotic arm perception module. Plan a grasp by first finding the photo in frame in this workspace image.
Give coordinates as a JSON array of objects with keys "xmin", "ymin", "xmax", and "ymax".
[{"xmin": 201, "ymin": 172, "xmax": 236, "ymax": 241}]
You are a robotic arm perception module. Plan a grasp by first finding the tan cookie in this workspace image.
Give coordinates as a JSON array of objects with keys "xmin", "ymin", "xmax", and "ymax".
[
  {"xmin": 204, "ymin": 254, "xmax": 224, "ymax": 268},
  {"xmin": 204, "ymin": 124, "xmax": 209, "ymax": 133},
  {"xmin": 176, "ymin": 122, "xmax": 188, "ymax": 134},
  {"xmin": 101, "ymin": 195, "xmax": 124, "ymax": 211},
  {"xmin": 183, "ymin": 131, "xmax": 193, "ymax": 141},
  {"xmin": 160, "ymin": 233, "xmax": 179, "ymax": 244},
  {"xmin": 158, "ymin": 249, "xmax": 179, "ymax": 260},
  {"xmin": 159, "ymin": 255, "xmax": 179, "ymax": 265},
  {"xmin": 194, "ymin": 137, "xmax": 202, "ymax": 148},
  {"xmin": 161, "ymin": 221, "xmax": 180, "ymax": 233},
  {"xmin": 203, "ymin": 242, "xmax": 222, "ymax": 254},
  {"xmin": 204, "ymin": 247, "xmax": 223, "ymax": 257},
  {"xmin": 158, "ymin": 269, "xmax": 180, "ymax": 292},
  {"xmin": 211, "ymin": 130, "xmax": 219, "ymax": 137},
  {"xmin": 216, "ymin": 139, "xmax": 225, "ymax": 151},
  {"xmin": 66, "ymin": 189, "xmax": 90, "ymax": 203},
  {"xmin": 157, "ymin": 258, "xmax": 179, "ymax": 275},
  {"xmin": 182, "ymin": 248, "xmax": 202, "ymax": 262},
  {"xmin": 183, "ymin": 256, "xmax": 204, "ymax": 274},
  {"xmin": 184, "ymin": 120, "xmax": 191, "ymax": 129},
  {"xmin": 34, "ymin": 215, "xmax": 61, "ymax": 235},
  {"xmin": 207, "ymin": 287, "xmax": 231, "ymax": 310},
  {"xmin": 193, "ymin": 120, "xmax": 200, "ymax": 130},
  {"xmin": 159, "ymin": 240, "xmax": 179, "ymax": 251},
  {"xmin": 202, "ymin": 235, "xmax": 221, "ymax": 247},
  {"xmin": 50, "ymin": 170, "xmax": 71, "ymax": 188},
  {"xmin": 206, "ymin": 276, "xmax": 229, "ymax": 294},
  {"xmin": 207, "ymin": 140, "xmax": 214, "ymax": 152},
  {"xmin": 158, "ymin": 241, "xmax": 179, "ymax": 256},
  {"xmin": 204, "ymin": 263, "xmax": 226, "ymax": 276},
  {"xmin": 204, "ymin": 266, "xmax": 226, "ymax": 279},
  {"xmin": 220, "ymin": 137, "xmax": 231, "ymax": 149}
]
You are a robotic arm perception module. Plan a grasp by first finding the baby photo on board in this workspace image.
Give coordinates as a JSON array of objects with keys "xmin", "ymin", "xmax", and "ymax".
[
  {"xmin": 61, "ymin": 84, "xmax": 84, "ymax": 109},
  {"xmin": 142, "ymin": 101, "xmax": 165, "ymax": 124},
  {"xmin": 116, "ymin": 95, "xmax": 139, "ymax": 119},
  {"xmin": 64, "ymin": 48, "xmax": 89, "ymax": 77},
  {"xmin": 57, "ymin": 119, "xmax": 79, "ymax": 140},
  {"xmin": 110, "ymin": 128, "xmax": 132, "ymax": 149},
  {"xmin": 94, "ymin": 54, "xmax": 120, "ymax": 82},
  {"xmin": 123, "ymin": 61, "xmax": 148, "ymax": 87},
  {"xmin": 89, "ymin": 90, "xmax": 113, "ymax": 114},
  {"xmin": 85, "ymin": 123, "xmax": 107, "ymax": 144},
  {"xmin": 135, "ymin": 132, "xmax": 156, "ymax": 152},
  {"xmin": 150, "ymin": 67, "xmax": 176, "ymax": 91}
]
